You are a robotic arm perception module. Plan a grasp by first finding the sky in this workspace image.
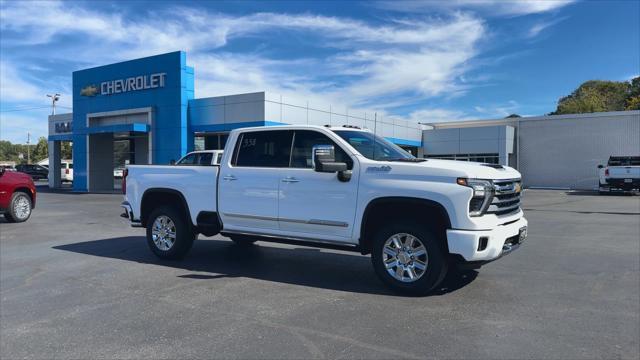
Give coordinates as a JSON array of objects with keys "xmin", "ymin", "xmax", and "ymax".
[{"xmin": 1, "ymin": 0, "xmax": 638, "ymax": 144}]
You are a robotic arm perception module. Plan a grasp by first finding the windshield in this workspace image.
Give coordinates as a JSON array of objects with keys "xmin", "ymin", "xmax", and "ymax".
[
  {"xmin": 608, "ymin": 156, "xmax": 640, "ymax": 166},
  {"xmin": 333, "ymin": 130, "xmax": 415, "ymax": 161}
]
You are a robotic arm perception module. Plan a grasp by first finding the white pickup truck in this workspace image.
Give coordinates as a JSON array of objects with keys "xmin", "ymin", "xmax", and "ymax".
[
  {"xmin": 121, "ymin": 125, "xmax": 527, "ymax": 294},
  {"xmin": 598, "ymin": 156, "xmax": 640, "ymax": 194}
]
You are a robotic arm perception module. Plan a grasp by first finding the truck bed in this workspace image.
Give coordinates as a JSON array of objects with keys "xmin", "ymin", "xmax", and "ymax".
[{"xmin": 125, "ymin": 165, "xmax": 218, "ymax": 225}]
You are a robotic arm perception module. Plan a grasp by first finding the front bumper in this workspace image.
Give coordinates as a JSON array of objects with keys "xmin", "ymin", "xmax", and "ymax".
[{"xmin": 447, "ymin": 216, "xmax": 527, "ymax": 262}]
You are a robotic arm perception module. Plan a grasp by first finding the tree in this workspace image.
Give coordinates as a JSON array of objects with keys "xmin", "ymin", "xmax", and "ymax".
[
  {"xmin": 551, "ymin": 77, "xmax": 639, "ymax": 115},
  {"xmin": 32, "ymin": 137, "xmax": 49, "ymax": 163},
  {"xmin": 625, "ymin": 77, "xmax": 640, "ymax": 110},
  {"xmin": 505, "ymin": 114, "xmax": 521, "ymax": 118}
]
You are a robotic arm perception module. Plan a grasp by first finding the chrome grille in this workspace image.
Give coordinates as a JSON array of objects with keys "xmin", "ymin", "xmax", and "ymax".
[{"xmin": 487, "ymin": 179, "xmax": 522, "ymax": 216}]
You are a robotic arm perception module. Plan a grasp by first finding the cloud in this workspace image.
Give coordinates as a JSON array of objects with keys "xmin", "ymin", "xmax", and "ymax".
[
  {"xmin": 0, "ymin": 0, "xmax": 488, "ymax": 142},
  {"xmin": 527, "ymin": 16, "xmax": 568, "ymax": 38},
  {"xmin": 0, "ymin": 61, "xmax": 46, "ymax": 103},
  {"xmin": 376, "ymin": 0, "xmax": 576, "ymax": 17}
]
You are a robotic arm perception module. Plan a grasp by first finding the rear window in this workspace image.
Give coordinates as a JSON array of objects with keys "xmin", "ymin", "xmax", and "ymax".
[
  {"xmin": 234, "ymin": 130, "xmax": 294, "ymax": 168},
  {"xmin": 608, "ymin": 156, "xmax": 640, "ymax": 166}
]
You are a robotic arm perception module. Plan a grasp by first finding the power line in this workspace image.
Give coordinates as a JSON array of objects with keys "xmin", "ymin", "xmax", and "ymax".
[
  {"xmin": 0, "ymin": 106, "xmax": 51, "ymax": 113},
  {"xmin": 0, "ymin": 105, "xmax": 72, "ymax": 113}
]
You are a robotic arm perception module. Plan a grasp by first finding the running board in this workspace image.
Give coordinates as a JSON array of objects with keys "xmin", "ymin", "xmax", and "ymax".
[{"xmin": 220, "ymin": 230, "xmax": 362, "ymax": 253}]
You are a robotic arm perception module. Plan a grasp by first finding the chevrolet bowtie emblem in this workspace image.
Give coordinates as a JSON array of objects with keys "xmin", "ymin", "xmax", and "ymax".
[
  {"xmin": 514, "ymin": 182, "xmax": 521, "ymax": 193},
  {"xmin": 80, "ymin": 84, "xmax": 99, "ymax": 97}
]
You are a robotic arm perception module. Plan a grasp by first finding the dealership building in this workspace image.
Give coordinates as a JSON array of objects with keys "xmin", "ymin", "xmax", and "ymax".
[{"xmin": 48, "ymin": 51, "xmax": 640, "ymax": 192}]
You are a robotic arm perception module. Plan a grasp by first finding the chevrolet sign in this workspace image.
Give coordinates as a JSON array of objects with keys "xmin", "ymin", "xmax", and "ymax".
[
  {"xmin": 81, "ymin": 73, "xmax": 167, "ymax": 97},
  {"xmin": 100, "ymin": 73, "xmax": 166, "ymax": 95}
]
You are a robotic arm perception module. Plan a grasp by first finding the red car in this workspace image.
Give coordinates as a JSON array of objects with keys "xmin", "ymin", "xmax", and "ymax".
[{"xmin": 0, "ymin": 167, "xmax": 36, "ymax": 222}]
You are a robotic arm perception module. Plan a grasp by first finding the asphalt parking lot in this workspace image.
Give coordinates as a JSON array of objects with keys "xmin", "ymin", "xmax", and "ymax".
[{"xmin": 1, "ymin": 188, "xmax": 639, "ymax": 359}]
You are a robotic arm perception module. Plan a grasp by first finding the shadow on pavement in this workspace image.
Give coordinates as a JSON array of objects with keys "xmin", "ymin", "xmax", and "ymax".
[
  {"xmin": 566, "ymin": 190, "xmax": 637, "ymax": 196},
  {"xmin": 53, "ymin": 236, "xmax": 477, "ymax": 297}
]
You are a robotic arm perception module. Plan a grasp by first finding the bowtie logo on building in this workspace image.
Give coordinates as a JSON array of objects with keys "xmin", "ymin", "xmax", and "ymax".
[{"xmin": 80, "ymin": 84, "xmax": 99, "ymax": 97}]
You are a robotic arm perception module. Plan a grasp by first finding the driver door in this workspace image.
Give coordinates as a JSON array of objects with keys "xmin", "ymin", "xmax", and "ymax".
[{"xmin": 278, "ymin": 130, "xmax": 359, "ymax": 241}]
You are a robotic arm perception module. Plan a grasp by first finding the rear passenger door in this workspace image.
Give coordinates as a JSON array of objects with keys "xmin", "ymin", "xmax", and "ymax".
[{"xmin": 218, "ymin": 130, "xmax": 293, "ymax": 232}]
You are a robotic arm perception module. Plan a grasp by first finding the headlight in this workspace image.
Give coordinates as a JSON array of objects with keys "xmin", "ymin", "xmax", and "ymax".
[{"xmin": 457, "ymin": 178, "xmax": 494, "ymax": 216}]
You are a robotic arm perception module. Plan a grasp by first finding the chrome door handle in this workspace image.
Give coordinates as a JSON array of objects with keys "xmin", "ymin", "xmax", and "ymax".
[
  {"xmin": 281, "ymin": 177, "xmax": 300, "ymax": 183},
  {"xmin": 223, "ymin": 175, "xmax": 237, "ymax": 181}
]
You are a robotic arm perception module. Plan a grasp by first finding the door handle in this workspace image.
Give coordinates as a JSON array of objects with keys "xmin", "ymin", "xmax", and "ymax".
[
  {"xmin": 223, "ymin": 175, "xmax": 237, "ymax": 181},
  {"xmin": 281, "ymin": 177, "xmax": 300, "ymax": 183}
]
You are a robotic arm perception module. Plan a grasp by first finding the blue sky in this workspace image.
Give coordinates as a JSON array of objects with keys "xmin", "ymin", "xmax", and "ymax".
[{"xmin": 1, "ymin": 0, "xmax": 638, "ymax": 143}]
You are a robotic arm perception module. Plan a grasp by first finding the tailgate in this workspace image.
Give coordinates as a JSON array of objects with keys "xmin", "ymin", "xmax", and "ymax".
[{"xmin": 607, "ymin": 166, "xmax": 640, "ymax": 179}]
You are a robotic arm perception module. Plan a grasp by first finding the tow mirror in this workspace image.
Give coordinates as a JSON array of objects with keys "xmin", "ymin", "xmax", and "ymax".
[
  {"xmin": 313, "ymin": 145, "xmax": 347, "ymax": 173},
  {"xmin": 312, "ymin": 145, "xmax": 351, "ymax": 182},
  {"xmin": 597, "ymin": 164, "xmax": 604, "ymax": 169}
]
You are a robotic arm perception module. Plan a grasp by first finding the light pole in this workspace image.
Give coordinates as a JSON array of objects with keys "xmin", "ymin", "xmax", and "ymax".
[
  {"xmin": 27, "ymin": 132, "xmax": 31, "ymax": 164},
  {"xmin": 46, "ymin": 93, "xmax": 60, "ymax": 115}
]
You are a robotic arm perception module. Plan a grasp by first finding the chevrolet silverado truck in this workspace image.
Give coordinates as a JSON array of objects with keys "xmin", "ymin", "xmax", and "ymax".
[
  {"xmin": 121, "ymin": 125, "xmax": 527, "ymax": 294},
  {"xmin": 598, "ymin": 156, "xmax": 640, "ymax": 194}
]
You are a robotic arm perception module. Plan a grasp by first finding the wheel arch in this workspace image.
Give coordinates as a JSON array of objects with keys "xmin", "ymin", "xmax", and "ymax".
[
  {"xmin": 140, "ymin": 188, "xmax": 192, "ymax": 228},
  {"xmin": 13, "ymin": 187, "xmax": 35, "ymax": 207},
  {"xmin": 359, "ymin": 197, "xmax": 452, "ymax": 255}
]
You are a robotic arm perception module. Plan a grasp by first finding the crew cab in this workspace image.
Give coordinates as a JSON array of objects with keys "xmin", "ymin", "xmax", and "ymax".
[
  {"xmin": 121, "ymin": 125, "xmax": 527, "ymax": 294},
  {"xmin": 598, "ymin": 156, "xmax": 640, "ymax": 194},
  {"xmin": 0, "ymin": 167, "xmax": 36, "ymax": 222}
]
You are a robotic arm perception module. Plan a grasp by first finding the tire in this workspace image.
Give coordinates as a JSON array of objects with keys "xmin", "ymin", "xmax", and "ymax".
[
  {"xmin": 146, "ymin": 206, "xmax": 195, "ymax": 260},
  {"xmin": 229, "ymin": 235, "xmax": 258, "ymax": 246},
  {"xmin": 371, "ymin": 221, "xmax": 448, "ymax": 296},
  {"xmin": 4, "ymin": 192, "xmax": 32, "ymax": 223}
]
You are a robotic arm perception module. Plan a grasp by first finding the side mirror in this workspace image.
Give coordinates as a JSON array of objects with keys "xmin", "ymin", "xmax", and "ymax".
[
  {"xmin": 313, "ymin": 145, "xmax": 347, "ymax": 173},
  {"xmin": 597, "ymin": 164, "xmax": 603, "ymax": 169}
]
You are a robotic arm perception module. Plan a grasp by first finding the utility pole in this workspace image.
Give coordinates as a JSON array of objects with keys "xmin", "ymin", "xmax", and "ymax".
[
  {"xmin": 27, "ymin": 132, "xmax": 31, "ymax": 164},
  {"xmin": 46, "ymin": 93, "xmax": 60, "ymax": 115}
]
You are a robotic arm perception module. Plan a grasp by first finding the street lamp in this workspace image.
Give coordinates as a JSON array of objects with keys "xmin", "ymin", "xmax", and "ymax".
[{"xmin": 46, "ymin": 93, "xmax": 60, "ymax": 115}]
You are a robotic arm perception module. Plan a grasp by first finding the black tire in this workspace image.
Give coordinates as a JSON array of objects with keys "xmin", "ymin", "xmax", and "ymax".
[
  {"xmin": 371, "ymin": 221, "xmax": 448, "ymax": 296},
  {"xmin": 229, "ymin": 235, "xmax": 258, "ymax": 246},
  {"xmin": 4, "ymin": 192, "xmax": 32, "ymax": 223},
  {"xmin": 146, "ymin": 206, "xmax": 195, "ymax": 260}
]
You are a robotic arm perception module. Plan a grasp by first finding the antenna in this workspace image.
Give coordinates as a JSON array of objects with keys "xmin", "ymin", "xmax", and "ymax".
[{"xmin": 373, "ymin": 112, "xmax": 377, "ymax": 161}]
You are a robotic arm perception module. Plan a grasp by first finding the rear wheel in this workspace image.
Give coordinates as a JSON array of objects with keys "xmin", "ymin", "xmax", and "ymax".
[
  {"xmin": 229, "ymin": 235, "xmax": 258, "ymax": 246},
  {"xmin": 371, "ymin": 221, "xmax": 448, "ymax": 295},
  {"xmin": 146, "ymin": 206, "xmax": 195, "ymax": 260},
  {"xmin": 4, "ymin": 192, "xmax": 32, "ymax": 223}
]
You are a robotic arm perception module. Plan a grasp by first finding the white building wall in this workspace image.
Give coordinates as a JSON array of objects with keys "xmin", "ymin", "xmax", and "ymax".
[{"xmin": 518, "ymin": 111, "xmax": 640, "ymax": 189}]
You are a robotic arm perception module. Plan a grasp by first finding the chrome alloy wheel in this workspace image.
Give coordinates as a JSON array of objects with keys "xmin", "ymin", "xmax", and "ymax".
[
  {"xmin": 13, "ymin": 195, "xmax": 31, "ymax": 220},
  {"xmin": 151, "ymin": 215, "xmax": 176, "ymax": 251},
  {"xmin": 382, "ymin": 233, "xmax": 428, "ymax": 282}
]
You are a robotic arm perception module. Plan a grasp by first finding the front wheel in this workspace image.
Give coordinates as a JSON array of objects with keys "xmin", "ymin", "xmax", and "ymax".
[
  {"xmin": 371, "ymin": 222, "xmax": 448, "ymax": 295},
  {"xmin": 146, "ymin": 206, "xmax": 195, "ymax": 260},
  {"xmin": 4, "ymin": 192, "xmax": 32, "ymax": 223}
]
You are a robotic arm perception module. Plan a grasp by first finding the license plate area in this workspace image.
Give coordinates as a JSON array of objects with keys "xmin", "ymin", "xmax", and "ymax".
[{"xmin": 518, "ymin": 226, "xmax": 528, "ymax": 243}]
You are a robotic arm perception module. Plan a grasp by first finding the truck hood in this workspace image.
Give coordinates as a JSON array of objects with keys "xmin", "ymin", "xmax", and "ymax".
[
  {"xmin": 419, "ymin": 159, "xmax": 520, "ymax": 180},
  {"xmin": 363, "ymin": 158, "xmax": 522, "ymax": 181}
]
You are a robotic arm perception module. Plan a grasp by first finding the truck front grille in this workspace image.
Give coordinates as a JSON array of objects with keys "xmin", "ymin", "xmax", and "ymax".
[{"xmin": 487, "ymin": 179, "xmax": 522, "ymax": 216}]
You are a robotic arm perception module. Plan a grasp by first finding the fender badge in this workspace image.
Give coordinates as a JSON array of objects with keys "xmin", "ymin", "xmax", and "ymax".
[{"xmin": 366, "ymin": 165, "xmax": 392, "ymax": 173}]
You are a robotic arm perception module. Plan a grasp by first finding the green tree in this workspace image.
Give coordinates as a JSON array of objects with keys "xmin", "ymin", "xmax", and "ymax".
[
  {"xmin": 625, "ymin": 77, "xmax": 640, "ymax": 110},
  {"xmin": 32, "ymin": 137, "xmax": 49, "ymax": 162},
  {"xmin": 551, "ymin": 79, "xmax": 635, "ymax": 115}
]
